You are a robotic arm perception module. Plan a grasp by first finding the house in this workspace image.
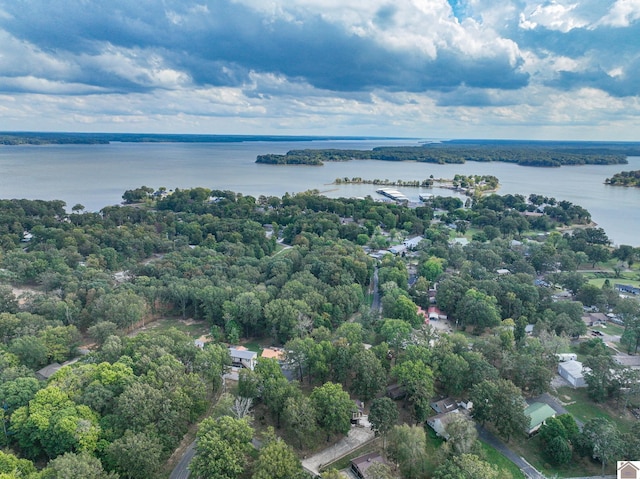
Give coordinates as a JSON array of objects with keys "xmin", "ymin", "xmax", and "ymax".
[
  {"xmin": 582, "ymin": 312, "xmax": 608, "ymax": 327},
  {"xmin": 496, "ymin": 268, "xmax": 511, "ymax": 275},
  {"xmin": 525, "ymin": 324, "xmax": 535, "ymax": 335},
  {"xmin": 618, "ymin": 461, "xmax": 640, "ymax": 479},
  {"xmin": 449, "ymin": 237, "xmax": 469, "ymax": 247},
  {"xmin": 524, "ymin": 402, "xmax": 556, "ymax": 435},
  {"xmin": 427, "ymin": 410, "xmax": 460, "ymax": 439},
  {"xmin": 228, "ymin": 347, "xmax": 257, "ymax": 370},
  {"xmin": 403, "ymin": 236, "xmax": 424, "ymax": 250},
  {"xmin": 388, "ymin": 244, "xmax": 407, "ymax": 255},
  {"xmin": 457, "ymin": 398, "xmax": 473, "ymax": 411},
  {"xmin": 36, "ymin": 362, "xmax": 62, "ymax": 381},
  {"xmin": 194, "ymin": 335, "xmax": 211, "ymax": 349},
  {"xmin": 260, "ymin": 347, "xmax": 285, "ymax": 362},
  {"xmin": 351, "ymin": 453, "xmax": 388, "ymax": 479},
  {"xmin": 615, "ymin": 284, "xmax": 640, "ymax": 295},
  {"xmin": 431, "ymin": 397, "xmax": 458, "ymax": 414},
  {"xmin": 386, "ymin": 383, "xmax": 406, "ymax": 400},
  {"xmin": 427, "ymin": 306, "xmax": 447, "ymax": 321},
  {"xmin": 558, "ymin": 360, "xmax": 589, "ymax": 388},
  {"xmin": 351, "ymin": 400, "xmax": 366, "ymax": 425}
]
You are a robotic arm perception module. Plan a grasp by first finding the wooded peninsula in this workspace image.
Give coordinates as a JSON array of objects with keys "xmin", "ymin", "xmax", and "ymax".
[
  {"xmin": 256, "ymin": 140, "xmax": 640, "ymax": 167},
  {"xmin": 605, "ymin": 170, "xmax": 640, "ymax": 187}
]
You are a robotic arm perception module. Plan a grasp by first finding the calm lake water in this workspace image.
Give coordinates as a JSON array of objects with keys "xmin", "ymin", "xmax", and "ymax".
[{"xmin": 1, "ymin": 139, "xmax": 639, "ymax": 246}]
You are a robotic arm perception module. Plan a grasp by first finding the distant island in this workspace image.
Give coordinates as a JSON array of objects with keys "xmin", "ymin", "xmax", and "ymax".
[
  {"xmin": 256, "ymin": 139, "xmax": 640, "ymax": 167},
  {"xmin": 0, "ymin": 132, "xmax": 402, "ymax": 145},
  {"xmin": 605, "ymin": 170, "xmax": 640, "ymax": 187}
]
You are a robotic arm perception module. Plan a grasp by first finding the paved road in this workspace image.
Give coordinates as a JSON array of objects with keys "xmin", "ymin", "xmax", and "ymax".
[
  {"xmin": 477, "ymin": 426, "xmax": 546, "ymax": 479},
  {"xmin": 169, "ymin": 441, "xmax": 195, "ymax": 479}
]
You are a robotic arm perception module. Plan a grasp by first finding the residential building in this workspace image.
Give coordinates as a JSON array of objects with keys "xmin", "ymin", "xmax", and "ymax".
[
  {"xmin": 351, "ymin": 453, "xmax": 388, "ymax": 479},
  {"xmin": 228, "ymin": 347, "xmax": 257, "ymax": 370},
  {"xmin": 427, "ymin": 410, "xmax": 460, "ymax": 439},
  {"xmin": 524, "ymin": 402, "xmax": 556, "ymax": 435}
]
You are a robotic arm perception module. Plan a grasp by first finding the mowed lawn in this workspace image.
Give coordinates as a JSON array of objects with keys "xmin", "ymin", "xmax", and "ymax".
[{"xmin": 556, "ymin": 386, "xmax": 635, "ymax": 434}]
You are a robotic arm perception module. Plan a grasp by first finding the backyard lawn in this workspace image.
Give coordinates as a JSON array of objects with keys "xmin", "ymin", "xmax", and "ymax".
[{"xmin": 556, "ymin": 386, "xmax": 635, "ymax": 433}]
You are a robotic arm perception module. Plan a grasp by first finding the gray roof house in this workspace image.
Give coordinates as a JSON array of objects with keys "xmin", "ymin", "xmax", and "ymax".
[
  {"xmin": 427, "ymin": 410, "xmax": 460, "ymax": 440},
  {"xmin": 228, "ymin": 347, "xmax": 257, "ymax": 370},
  {"xmin": 36, "ymin": 362, "xmax": 62, "ymax": 381}
]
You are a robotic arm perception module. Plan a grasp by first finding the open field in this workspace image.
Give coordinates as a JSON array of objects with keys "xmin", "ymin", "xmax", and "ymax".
[{"xmin": 137, "ymin": 317, "xmax": 211, "ymax": 338}]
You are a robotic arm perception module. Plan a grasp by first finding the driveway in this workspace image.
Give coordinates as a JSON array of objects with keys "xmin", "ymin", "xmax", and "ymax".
[{"xmin": 302, "ymin": 427, "xmax": 375, "ymax": 476}]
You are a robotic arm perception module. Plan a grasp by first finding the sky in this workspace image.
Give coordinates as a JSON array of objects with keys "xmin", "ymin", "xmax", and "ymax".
[{"xmin": 0, "ymin": 0, "xmax": 639, "ymax": 140}]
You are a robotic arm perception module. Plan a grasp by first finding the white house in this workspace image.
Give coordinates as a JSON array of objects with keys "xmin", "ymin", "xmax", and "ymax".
[
  {"xmin": 427, "ymin": 410, "xmax": 460, "ymax": 440},
  {"xmin": 403, "ymin": 236, "xmax": 424, "ymax": 249},
  {"xmin": 229, "ymin": 347, "xmax": 257, "ymax": 370},
  {"xmin": 558, "ymin": 360, "xmax": 588, "ymax": 388}
]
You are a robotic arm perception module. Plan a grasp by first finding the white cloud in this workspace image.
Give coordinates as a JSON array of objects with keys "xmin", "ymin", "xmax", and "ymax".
[
  {"xmin": 85, "ymin": 46, "xmax": 191, "ymax": 89},
  {"xmin": 519, "ymin": 1, "xmax": 588, "ymax": 32},
  {"xmin": 597, "ymin": 0, "xmax": 640, "ymax": 27}
]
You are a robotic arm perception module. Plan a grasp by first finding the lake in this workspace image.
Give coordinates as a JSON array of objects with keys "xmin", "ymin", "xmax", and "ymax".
[{"xmin": 1, "ymin": 139, "xmax": 639, "ymax": 246}]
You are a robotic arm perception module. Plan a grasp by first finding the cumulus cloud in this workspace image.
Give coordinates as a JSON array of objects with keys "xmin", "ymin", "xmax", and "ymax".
[
  {"xmin": 0, "ymin": 0, "xmax": 637, "ymax": 138},
  {"xmin": 0, "ymin": 0, "xmax": 528, "ymax": 94}
]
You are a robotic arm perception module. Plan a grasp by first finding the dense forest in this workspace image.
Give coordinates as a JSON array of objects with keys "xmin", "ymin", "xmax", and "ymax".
[
  {"xmin": 605, "ymin": 170, "xmax": 640, "ymax": 187},
  {"xmin": 0, "ymin": 187, "xmax": 639, "ymax": 478},
  {"xmin": 256, "ymin": 140, "xmax": 640, "ymax": 167}
]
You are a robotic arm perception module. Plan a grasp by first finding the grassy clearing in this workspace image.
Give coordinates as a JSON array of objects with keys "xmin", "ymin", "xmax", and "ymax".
[
  {"xmin": 593, "ymin": 322, "xmax": 625, "ymax": 336},
  {"xmin": 587, "ymin": 276, "xmax": 640, "ymax": 287},
  {"xmin": 509, "ymin": 433, "xmax": 612, "ymax": 478},
  {"xmin": 478, "ymin": 441, "xmax": 525, "ymax": 479},
  {"xmin": 556, "ymin": 386, "xmax": 634, "ymax": 433},
  {"xmin": 137, "ymin": 317, "xmax": 210, "ymax": 338}
]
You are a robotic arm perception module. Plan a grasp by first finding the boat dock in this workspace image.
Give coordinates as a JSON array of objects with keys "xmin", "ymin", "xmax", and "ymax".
[{"xmin": 376, "ymin": 188, "xmax": 409, "ymax": 203}]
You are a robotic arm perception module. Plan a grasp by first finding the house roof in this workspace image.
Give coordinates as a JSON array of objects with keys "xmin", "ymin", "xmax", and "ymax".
[
  {"xmin": 36, "ymin": 362, "xmax": 62, "ymax": 379},
  {"xmin": 229, "ymin": 348, "xmax": 257, "ymax": 360},
  {"xmin": 427, "ymin": 410, "xmax": 460, "ymax": 439},
  {"xmin": 589, "ymin": 312, "xmax": 608, "ymax": 322},
  {"xmin": 261, "ymin": 348, "xmax": 284, "ymax": 360},
  {"xmin": 559, "ymin": 360, "xmax": 585, "ymax": 378},
  {"xmin": 351, "ymin": 453, "xmax": 387, "ymax": 478},
  {"xmin": 403, "ymin": 236, "xmax": 424, "ymax": 248},
  {"xmin": 431, "ymin": 397, "xmax": 458, "ymax": 414},
  {"xmin": 524, "ymin": 402, "xmax": 556, "ymax": 431}
]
